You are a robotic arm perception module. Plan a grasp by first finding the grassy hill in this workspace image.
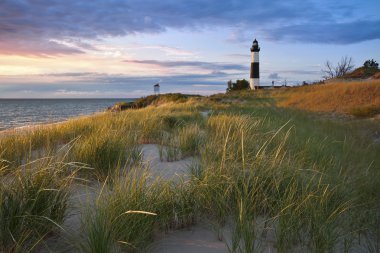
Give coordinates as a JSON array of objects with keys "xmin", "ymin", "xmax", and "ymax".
[
  {"xmin": 109, "ymin": 93, "xmax": 201, "ymax": 111},
  {"xmin": 343, "ymin": 66, "xmax": 380, "ymax": 79},
  {"xmin": 273, "ymin": 80, "xmax": 380, "ymax": 117}
]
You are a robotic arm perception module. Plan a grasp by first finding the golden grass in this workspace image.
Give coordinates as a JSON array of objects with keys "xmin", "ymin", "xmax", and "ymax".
[
  {"xmin": 1, "ymin": 92, "xmax": 379, "ymax": 251},
  {"xmin": 276, "ymin": 80, "xmax": 380, "ymax": 116}
]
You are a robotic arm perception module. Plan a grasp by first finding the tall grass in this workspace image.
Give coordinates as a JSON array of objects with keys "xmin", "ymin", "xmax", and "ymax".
[
  {"xmin": 275, "ymin": 80, "xmax": 380, "ymax": 116},
  {"xmin": 191, "ymin": 111, "xmax": 371, "ymax": 252},
  {"xmin": 0, "ymin": 158, "xmax": 77, "ymax": 252},
  {"xmin": 71, "ymin": 129, "xmax": 133, "ymax": 180},
  {"xmin": 75, "ymin": 168, "xmax": 197, "ymax": 252},
  {"xmin": 0, "ymin": 88, "xmax": 378, "ymax": 252}
]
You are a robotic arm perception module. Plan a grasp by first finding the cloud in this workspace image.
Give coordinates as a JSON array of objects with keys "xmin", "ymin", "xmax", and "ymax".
[
  {"xmin": 267, "ymin": 19, "xmax": 380, "ymax": 44},
  {"xmin": 123, "ymin": 45, "xmax": 195, "ymax": 56},
  {"xmin": 0, "ymin": 71, "xmax": 232, "ymax": 93},
  {"xmin": 0, "ymin": 39, "xmax": 84, "ymax": 56},
  {"xmin": 124, "ymin": 60, "xmax": 247, "ymax": 71},
  {"xmin": 268, "ymin": 73, "xmax": 281, "ymax": 79},
  {"xmin": 0, "ymin": 0, "xmax": 379, "ymax": 55},
  {"xmin": 263, "ymin": 70, "xmax": 321, "ymax": 76}
]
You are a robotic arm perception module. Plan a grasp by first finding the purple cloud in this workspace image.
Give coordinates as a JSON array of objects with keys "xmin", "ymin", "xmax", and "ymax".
[
  {"xmin": 0, "ymin": 0, "xmax": 379, "ymax": 55},
  {"xmin": 124, "ymin": 60, "xmax": 248, "ymax": 71}
]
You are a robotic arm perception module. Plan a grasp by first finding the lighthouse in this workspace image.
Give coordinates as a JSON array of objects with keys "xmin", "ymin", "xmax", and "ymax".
[{"xmin": 250, "ymin": 39, "xmax": 260, "ymax": 89}]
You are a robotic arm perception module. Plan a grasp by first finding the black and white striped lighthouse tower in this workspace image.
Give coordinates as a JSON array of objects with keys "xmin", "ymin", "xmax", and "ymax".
[{"xmin": 250, "ymin": 39, "xmax": 260, "ymax": 89}]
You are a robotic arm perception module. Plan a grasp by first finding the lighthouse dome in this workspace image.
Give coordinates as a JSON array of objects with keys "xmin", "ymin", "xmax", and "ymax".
[{"xmin": 251, "ymin": 39, "xmax": 260, "ymax": 52}]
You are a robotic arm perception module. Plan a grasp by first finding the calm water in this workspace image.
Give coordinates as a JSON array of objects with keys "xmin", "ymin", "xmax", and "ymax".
[{"xmin": 0, "ymin": 99, "xmax": 135, "ymax": 130}]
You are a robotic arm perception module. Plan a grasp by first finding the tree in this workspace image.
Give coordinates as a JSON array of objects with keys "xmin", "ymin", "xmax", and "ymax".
[
  {"xmin": 363, "ymin": 59, "xmax": 379, "ymax": 69},
  {"xmin": 235, "ymin": 79, "xmax": 250, "ymax": 90},
  {"xmin": 322, "ymin": 56, "xmax": 354, "ymax": 79},
  {"xmin": 226, "ymin": 79, "xmax": 250, "ymax": 92}
]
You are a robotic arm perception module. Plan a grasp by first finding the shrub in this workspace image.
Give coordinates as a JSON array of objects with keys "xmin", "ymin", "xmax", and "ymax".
[
  {"xmin": 363, "ymin": 59, "xmax": 379, "ymax": 69},
  {"xmin": 227, "ymin": 79, "xmax": 250, "ymax": 92}
]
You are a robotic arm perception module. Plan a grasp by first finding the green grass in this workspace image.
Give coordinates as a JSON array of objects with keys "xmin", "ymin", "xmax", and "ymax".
[
  {"xmin": 0, "ymin": 158, "xmax": 77, "ymax": 252},
  {"xmin": 0, "ymin": 90, "xmax": 379, "ymax": 252},
  {"xmin": 350, "ymin": 106, "xmax": 380, "ymax": 117},
  {"xmin": 71, "ymin": 129, "xmax": 130, "ymax": 180},
  {"xmin": 75, "ymin": 168, "xmax": 197, "ymax": 252}
]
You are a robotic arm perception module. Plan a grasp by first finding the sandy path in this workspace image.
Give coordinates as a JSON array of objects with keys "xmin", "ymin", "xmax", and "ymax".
[
  {"xmin": 150, "ymin": 225, "xmax": 229, "ymax": 253},
  {"xmin": 141, "ymin": 144, "xmax": 195, "ymax": 181},
  {"xmin": 37, "ymin": 110, "xmax": 275, "ymax": 253},
  {"xmin": 139, "ymin": 143, "xmax": 230, "ymax": 253},
  {"xmin": 39, "ymin": 182, "xmax": 102, "ymax": 253},
  {"xmin": 40, "ymin": 143, "xmax": 229, "ymax": 253}
]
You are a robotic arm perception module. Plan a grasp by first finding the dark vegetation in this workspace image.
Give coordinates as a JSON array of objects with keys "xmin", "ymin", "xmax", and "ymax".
[
  {"xmin": 226, "ymin": 79, "xmax": 250, "ymax": 92},
  {"xmin": 322, "ymin": 56, "xmax": 355, "ymax": 79},
  {"xmin": 344, "ymin": 59, "xmax": 380, "ymax": 79},
  {"xmin": 108, "ymin": 93, "xmax": 201, "ymax": 111},
  {"xmin": 323, "ymin": 57, "xmax": 379, "ymax": 80},
  {"xmin": 363, "ymin": 59, "xmax": 379, "ymax": 69}
]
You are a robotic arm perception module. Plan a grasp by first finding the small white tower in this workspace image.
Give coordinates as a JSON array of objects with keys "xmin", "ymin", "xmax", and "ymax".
[
  {"xmin": 154, "ymin": 83, "xmax": 160, "ymax": 95},
  {"xmin": 250, "ymin": 39, "xmax": 260, "ymax": 90}
]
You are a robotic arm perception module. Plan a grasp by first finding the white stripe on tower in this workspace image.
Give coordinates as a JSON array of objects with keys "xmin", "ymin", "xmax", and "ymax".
[{"xmin": 250, "ymin": 39, "xmax": 260, "ymax": 90}]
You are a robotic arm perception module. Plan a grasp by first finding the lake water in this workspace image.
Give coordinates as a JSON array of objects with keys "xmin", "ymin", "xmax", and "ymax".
[{"xmin": 0, "ymin": 99, "xmax": 135, "ymax": 130}]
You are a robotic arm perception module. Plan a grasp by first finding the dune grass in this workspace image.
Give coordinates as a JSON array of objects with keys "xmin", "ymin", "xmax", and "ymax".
[
  {"xmin": 0, "ymin": 157, "xmax": 78, "ymax": 252},
  {"xmin": 273, "ymin": 80, "xmax": 380, "ymax": 117},
  {"xmin": 75, "ymin": 169, "xmax": 197, "ymax": 253},
  {"xmin": 0, "ymin": 91, "xmax": 379, "ymax": 252}
]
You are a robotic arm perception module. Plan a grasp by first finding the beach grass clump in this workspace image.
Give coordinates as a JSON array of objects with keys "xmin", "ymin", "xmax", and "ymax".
[
  {"xmin": 273, "ymin": 175, "xmax": 353, "ymax": 253},
  {"xmin": 134, "ymin": 110, "xmax": 168, "ymax": 143},
  {"xmin": 196, "ymin": 172, "xmax": 233, "ymax": 241},
  {"xmin": 155, "ymin": 178, "xmax": 198, "ymax": 230},
  {"xmin": 0, "ymin": 158, "xmax": 75, "ymax": 252},
  {"xmin": 305, "ymin": 187, "xmax": 352, "ymax": 253},
  {"xmin": 77, "ymin": 170, "xmax": 160, "ymax": 253},
  {"xmin": 177, "ymin": 123, "xmax": 204, "ymax": 157},
  {"xmin": 71, "ymin": 129, "xmax": 130, "ymax": 180},
  {"xmin": 158, "ymin": 132, "xmax": 182, "ymax": 162},
  {"xmin": 0, "ymin": 135, "xmax": 31, "ymax": 168},
  {"xmin": 77, "ymin": 169, "xmax": 197, "ymax": 252}
]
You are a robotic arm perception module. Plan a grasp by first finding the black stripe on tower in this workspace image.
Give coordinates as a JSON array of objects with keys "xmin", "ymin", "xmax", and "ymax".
[{"xmin": 250, "ymin": 63, "xmax": 259, "ymax": 78}]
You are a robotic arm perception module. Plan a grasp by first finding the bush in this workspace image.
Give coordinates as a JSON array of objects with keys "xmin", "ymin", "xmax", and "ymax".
[
  {"xmin": 226, "ymin": 79, "xmax": 250, "ymax": 92},
  {"xmin": 363, "ymin": 59, "xmax": 379, "ymax": 69},
  {"xmin": 109, "ymin": 94, "xmax": 201, "ymax": 111}
]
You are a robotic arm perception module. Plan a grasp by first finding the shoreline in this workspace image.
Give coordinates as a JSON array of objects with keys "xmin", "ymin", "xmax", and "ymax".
[
  {"xmin": 0, "ymin": 98, "xmax": 135, "ymax": 137},
  {"xmin": 0, "ymin": 121, "xmax": 66, "ymax": 137},
  {"xmin": 0, "ymin": 111, "xmax": 106, "ymax": 138}
]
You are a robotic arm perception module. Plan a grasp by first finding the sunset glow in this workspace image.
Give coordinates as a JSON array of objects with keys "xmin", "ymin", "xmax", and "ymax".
[{"xmin": 0, "ymin": 0, "xmax": 379, "ymax": 98}]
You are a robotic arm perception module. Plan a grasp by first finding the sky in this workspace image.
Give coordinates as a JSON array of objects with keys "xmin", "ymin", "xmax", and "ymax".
[{"xmin": 0, "ymin": 0, "xmax": 379, "ymax": 98}]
